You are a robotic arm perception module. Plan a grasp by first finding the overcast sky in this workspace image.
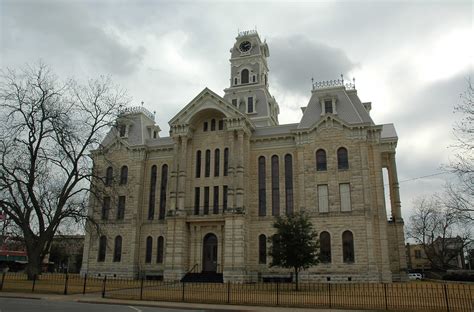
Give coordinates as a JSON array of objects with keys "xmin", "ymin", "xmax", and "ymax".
[{"xmin": 1, "ymin": 0, "xmax": 472, "ymax": 220}]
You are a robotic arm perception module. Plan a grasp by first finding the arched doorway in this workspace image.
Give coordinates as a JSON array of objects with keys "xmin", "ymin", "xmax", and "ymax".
[{"xmin": 202, "ymin": 233, "xmax": 218, "ymax": 272}]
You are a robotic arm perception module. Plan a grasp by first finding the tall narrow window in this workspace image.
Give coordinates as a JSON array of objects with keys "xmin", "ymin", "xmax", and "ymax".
[
  {"xmin": 205, "ymin": 149, "xmax": 211, "ymax": 177},
  {"xmin": 101, "ymin": 196, "xmax": 110, "ymax": 220},
  {"xmin": 271, "ymin": 155, "xmax": 280, "ymax": 216},
  {"xmin": 234, "ymin": 78, "xmax": 238, "ymax": 85},
  {"xmin": 148, "ymin": 165, "xmax": 157, "ymax": 220},
  {"xmin": 214, "ymin": 149, "xmax": 220, "ymax": 177},
  {"xmin": 223, "ymin": 185, "xmax": 228, "ymax": 211},
  {"xmin": 258, "ymin": 156, "xmax": 266, "ymax": 216},
  {"xmin": 120, "ymin": 166, "xmax": 128, "ymax": 185},
  {"xmin": 203, "ymin": 122, "xmax": 208, "ymax": 132},
  {"xmin": 252, "ymin": 75, "xmax": 256, "ymax": 83},
  {"xmin": 337, "ymin": 147, "xmax": 349, "ymax": 170},
  {"xmin": 117, "ymin": 196, "xmax": 125, "ymax": 220},
  {"xmin": 224, "ymin": 148, "xmax": 229, "ymax": 176},
  {"xmin": 113, "ymin": 236, "xmax": 122, "ymax": 262},
  {"xmin": 284, "ymin": 154, "xmax": 294, "ymax": 215},
  {"xmin": 340, "ymin": 183, "xmax": 352, "ymax": 212},
  {"xmin": 213, "ymin": 186, "xmax": 219, "ymax": 214},
  {"xmin": 145, "ymin": 236, "xmax": 153, "ymax": 263},
  {"xmin": 318, "ymin": 185, "xmax": 329, "ymax": 213},
  {"xmin": 324, "ymin": 99, "xmax": 333, "ymax": 114},
  {"xmin": 105, "ymin": 167, "xmax": 113, "ymax": 186},
  {"xmin": 119, "ymin": 125, "xmax": 126, "ymax": 137},
  {"xmin": 316, "ymin": 149, "xmax": 327, "ymax": 171},
  {"xmin": 194, "ymin": 187, "xmax": 200, "ymax": 215},
  {"xmin": 204, "ymin": 187, "xmax": 210, "ymax": 215},
  {"xmin": 211, "ymin": 119, "xmax": 216, "ymax": 131},
  {"xmin": 258, "ymin": 234, "xmax": 267, "ymax": 264},
  {"xmin": 159, "ymin": 164, "xmax": 168, "ymax": 220},
  {"xmin": 196, "ymin": 150, "xmax": 202, "ymax": 178},
  {"xmin": 320, "ymin": 232, "xmax": 331, "ymax": 263},
  {"xmin": 247, "ymin": 97, "xmax": 254, "ymax": 113},
  {"xmin": 232, "ymin": 99, "xmax": 237, "ymax": 107},
  {"xmin": 157, "ymin": 236, "xmax": 164, "ymax": 264},
  {"xmin": 241, "ymin": 69, "xmax": 249, "ymax": 84},
  {"xmin": 98, "ymin": 236, "xmax": 107, "ymax": 262},
  {"xmin": 342, "ymin": 231, "xmax": 355, "ymax": 263},
  {"xmin": 218, "ymin": 120, "xmax": 224, "ymax": 130}
]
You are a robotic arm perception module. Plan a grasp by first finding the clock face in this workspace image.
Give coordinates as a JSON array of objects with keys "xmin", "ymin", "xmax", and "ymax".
[{"xmin": 239, "ymin": 41, "xmax": 252, "ymax": 53}]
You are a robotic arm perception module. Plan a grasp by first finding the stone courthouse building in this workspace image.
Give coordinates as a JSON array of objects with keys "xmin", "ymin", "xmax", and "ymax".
[{"xmin": 81, "ymin": 30, "xmax": 407, "ymax": 282}]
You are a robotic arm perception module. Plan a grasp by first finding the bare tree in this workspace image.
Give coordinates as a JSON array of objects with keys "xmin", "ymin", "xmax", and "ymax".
[{"xmin": 0, "ymin": 63, "xmax": 127, "ymax": 278}]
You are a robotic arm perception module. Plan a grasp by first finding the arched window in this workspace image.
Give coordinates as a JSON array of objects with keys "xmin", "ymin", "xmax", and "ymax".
[
  {"xmin": 113, "ymin": 236, "xmax": 122, "ymax": 262},
  {"xmin": 159, "ymin": 164, "xmax": 168, "ymax": 220},
  {"xmin": 259, "ymin": 234, "xmax": 267, "ymax": 264},
  {"xmin": 145, "ymin": 236, "xmax": 153, "ymax": 263},
  {"xmin": 224, "ymin": 148, "xmax": 229, "ymax": 176},
  {"xmin": 119, "ymin": 166, "xmax": 128, "ymax": 185},
  {"xmin": 98, "ymin": 236, "xmax": 107, "ymax": 262},
  {"xmin": 284, "ymin": 154, "xmax": 294, "ymax": 215},
  {"xmin": 320, "ymin": 232, "xmax": 331, "ymax": 263},
  {"xmin": 148, "ymin": 165, "xmax": 157, "ymax": 220},
  {"xmin": 157, "ymin": 236, "xmax": 164, "ymax": 264},
  {"xmin": 105, "ymin": 167, "xmax": 113, "ymax": 186},
  {"xmin": 316, "ymin": 149, "xmax": 327, "ymax": 171},
  {"xmin": 258, "ymin": 156, "xmax": 266, "ymax": 216},
  {"xmin": 241, "ymin": 69, "xmax": 249, "ymax": 84},
  {"xmin": 271, "ymin": 155, "xmax": 280, "ymax": 216},
  {"xmin": 214, "ymin": 149, "xmax": 220, "ymax": 177},
  {"xmin": 337, "ymin": 147, "xmax": 349, "ymax": 170},
  {"xmin": 211, "ymin": 119, "xmax": 216, "ymax": 131},
  {"xmin": 196, "ymin": 150, "xmax": 202, "ymax": 178},
  {"xmin": 342, "ymin": 231, "xmax": 354, "ymax": 263},
  {"xmin": 205, "ymin": 150, "xmax": 211, "ymax": 177}
]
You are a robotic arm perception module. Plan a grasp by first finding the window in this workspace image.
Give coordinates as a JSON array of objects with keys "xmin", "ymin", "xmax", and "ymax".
[
  {"xmin": 318, "ymin": 185, "xmax": 329, "ymax": 213},
  {"xmin": 194, "ymin": 187, "xmax": 200, "ymax": 215},
  {"xmin": 196, "ymin": 150, "xmax": 201, "ymax": 178},
  {"xmin": 120, "ymin": 166, "xmax": 128, "ymax": 185},
  {"xmin": 98, "ymin": 236, "xmax": 107, "ymax": 262},
  {"xmin": 265, "ymin": 75, "xmax": 267, "ymax": 85},
  {"xmin": 337, "ymin": 147, "xmax": 349, "ymax": 170},
  {"xmin": 223, "ymin": 185, "xmax": 228, "ymax": 211},
  {"xmin": 211, "ymin": 119, "xmax": 216, "ymax": 131},
  {"xmin": 232, "ymin": 99, "xmax": 238, "ymax": 107},
  {"xmin": 324, "ymin": 99, "xmax": 333, "ymax": 114},
  {"xmin": 234, "ymin": 78, "xmax": 237, "ymax": 85},
  {"xmin": 117, "ymin": 196, "xmax": 125, "ymax": 220},
  {"xmin": 284, "ymin": 154, "xmax": 294, "ymax": 215},
  {"xmin": 213, "ymin": 186, "xmax": 219, "ymax": 214},
  {"xmin": 113, "ymin": 236, "xmax": 122, "ymax": 262},
  {"xmin": 203, "ymin": 122, "xmax": 208, "ymax": 132},
  {"xmin": 101, "ymin": 196, "xmax": 110, "ymax": 220},
  {"xmin": 157, "ymin": 236, "xmax": 164, "ymax": 264},
  {"xmin": 252, "ymin": 75, "xmax": 256, "ymax": 83},
  {"xmin": 259, "ymin": 234, "xmax": 267, "ymax": 264},
  {"xmin": 342, "ymin": 231, "xmax": 355, "ymax": 263},
  {"xmin": 218, "ymin": 120, "xmax": 224, "ymax": 130},
  {"xmin": 224, "ymin": 148, "xmax": 229, "ymax": 176},
  {"xmin": 205, "ymin": 150, "xmax": 211, "ymax": 177},
  {"xmin": 258, "ymin": 156, "xmax": 266, "ymax": 216},
  {"xmin": 241, "ymin": 69, "xmax": 249, "ymax": 84},
  {"xmin": 340, "ymin": 183, "xmax": 351, "ymax": 212},
  {"xmin": 105, "ymin": 167, "xmax": 113, "ymax": 186},
  {"xmin": 316, "ymin": 149, "xmax": 327, "ymax": 171},
  {"xmin": 119, "ymin": 125, "xmax": 126, "ymax": 137},
  {"xmin": 247, "ymin": 97, "xmax": 254, "ymax": 113},
  {"xmin": 214, "ymin": 149, "xmax": 220, "ymax": 177},
  {"xmin": 320, "ymin": 232, "xmax": 331, "ymax": 263},
  {"xmin": 271, "ymin": 155, "xmax": 280, "ymax": 216},
  {"xmin": 148, "ymin": 165, "xmax": 157, "ymax": 220},
  {"xmin": 145, "ymin": 236, "xmax": 153, "ymax": 263},
  {"xmin": 415, "ymin": 250, "xmax": 422, "ymax": 259},
  {"xmin": 204, "ymin": 187, "xmax": 210, "ymax": 215},
  {"xmin": 159, "ymin": 164, "xmax": 168, "ymax": 220}
]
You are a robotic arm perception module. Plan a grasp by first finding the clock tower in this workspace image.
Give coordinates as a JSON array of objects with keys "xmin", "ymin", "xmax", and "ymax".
[{"xmin": 223, "ymin": 30, "xmax": 279, "ymax": 127}]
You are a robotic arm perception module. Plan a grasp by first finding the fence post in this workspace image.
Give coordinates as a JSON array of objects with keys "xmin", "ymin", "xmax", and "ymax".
[
  {"xmin": 101, "ymin": 275, "xmax": 107, "ymax": 298},
  {"xmin": 276, "ymin": 282, "xmax": 279, "ymax": 306},
  {"xmin": 63, "ymin": 273, "xmax": 69, "ymax": 295},
  {"xmin": 0, "ymin": 272, "xmax": 5, "ymax": 291},
  {"xmin": 227, "ymin": 281, "xmax": 230, "ymax": 304},
  {"xmin": 328, "ymin": 283, "xmax": 331, "ymax": 308},
  {"xmin": 31, "ymin": 274, "xmax": 36, "ymax": 292},
  {"xmin": 140, "ymin": 276, "xmax": 144, "ymax": 300},
  {"xmin": 443, "ymin": 284, "xmax": 450, "ymax": 312},
  {"xmin": 181, "ymin": 281, "xmax": 185, "ymax": 302},
  {"xmin": 384, "ymin": 283, "xmax": 388, "ymax": 310},
  {"xmin": 82, "ymin": 274, "xmax": 87, "ymax": 295}
]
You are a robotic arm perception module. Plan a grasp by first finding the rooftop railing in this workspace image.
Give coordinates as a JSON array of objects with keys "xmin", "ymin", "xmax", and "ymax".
[
  {"xmin": 312, "ymin": 76, "xmax": 356, "ymax": 91},
  {"xmin": 119, "ymin": 106, "xmax": 155, "ymax": 121}
]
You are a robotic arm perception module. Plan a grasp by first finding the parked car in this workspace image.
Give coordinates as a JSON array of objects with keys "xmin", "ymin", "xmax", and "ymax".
[{"xmin": 408, "ymin": 273, "xmax": 423, "ymax": 280}]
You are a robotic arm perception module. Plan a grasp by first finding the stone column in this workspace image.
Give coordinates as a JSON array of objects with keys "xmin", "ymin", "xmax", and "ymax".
[
  {"xmin": 177, "ymin": 135, "xmax": 188, "ymax": 211},
  {"xmin": 163, "ymin": 214, "xmax": 188, "ymax": 281},
  {"xmin": 169, "ymin": 139, "xmax": 180, "ymax": 212},
  {"xmin": 227, "ymin": 130, "xmax": 235, "ymax": 210},
  {"xmin": 387, "ymin": 152, "xmax": 402, "ymax": 220},
  {"xmin": 296, "ymin": 146, "xmax": 305, "ymax": 211},
  {"xmin": 235, "ymin": 131, "xmax": 245, "ymax": 210}
]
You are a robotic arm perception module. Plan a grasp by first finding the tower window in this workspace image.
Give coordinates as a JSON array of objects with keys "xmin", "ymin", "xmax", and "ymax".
[
  {"xmin": 120, "ymin": 166, "xmax": 128, "ymax": 185},
  {"xmin": 324, "ymin": 100, "xmax": 333, "ymax": 114},
  {"xmin": 211, "ymin": 119, "xmax": 216, "ymax": 131},
  {"xmin": 316, "ymin": 149, "xmax": 327, "ymax": 171},
  {"xmin": 119, "ymin": 125, "xmax": 126, "ymax": 137},
  {"xmin": 218, "ymin": 120, "xmax": 224, "ymax": 130},
  {"xmin": 105, "ymin": 167, "xmax": 113, "ymax": 186},
  {"xmin": 203, "ymin": 122, "xmax": 208, "ymax": 132},
  {"xmin": 241, "ymin": 69, "xmax": 249, "ymax": 84},
  {"xmin": 337, "ymin": 147, "xmax": 349, "ymax": 170},
  {"xmin": 247, "ymin": 97, "xmax": 254, "ymax": 113},
  {"xmin": 252, "ymin": 75, "xmax": 256, "ymax": 83},
  {"xmin": 232, "ymin": 99, "xmax": 237, "ymax": 107}
]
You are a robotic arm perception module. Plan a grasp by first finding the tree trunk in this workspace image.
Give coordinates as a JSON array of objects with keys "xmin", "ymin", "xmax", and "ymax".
[
  {"xmin": 25, "ymin": 251, "xmax": 42, "ymax": 280},
  {"xmin": 294, "ymin": 267, "xmax": 299, "ymax": 291}
]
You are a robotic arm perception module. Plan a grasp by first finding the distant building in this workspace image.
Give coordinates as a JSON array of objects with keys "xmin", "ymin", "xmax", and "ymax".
[
  {"xmin": 48, "ymin": 235, "xmax": 84, "ymax": 273},
  {"xmin": 406, "ymin": 243, "xmax": 431, "ymax": 272},
  {"xmin": 81, "ymin": 30, "xmax": 406, "ymax": 283}
]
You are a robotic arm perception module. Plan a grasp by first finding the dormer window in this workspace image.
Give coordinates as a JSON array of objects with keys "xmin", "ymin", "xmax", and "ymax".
[
  {"xmin": 232, "ymin": 99, "xmax": 238, "ymax": 107},
  {"xmin": 241, "ymin": 69, "xmax": 249, "ymax": 84},
  {"xmin": 247, "ymin": 97, "xmax": 254, "ymax": 113},
  {"xmin": 321, "ymin": 98, "xmax": 337, "ymax": 115},
  {"xmin": 119, "ymin": 125, "xmax": 126, "ymax": 137},
  {"xmin": 324, "ymin": 100, "xmax": 333, "ymax": 114}
]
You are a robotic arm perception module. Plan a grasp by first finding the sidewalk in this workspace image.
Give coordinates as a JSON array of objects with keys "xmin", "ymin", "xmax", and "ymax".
[{"xmin": 0, "ymin": 291, "xmax": 385, "ymax": 312}]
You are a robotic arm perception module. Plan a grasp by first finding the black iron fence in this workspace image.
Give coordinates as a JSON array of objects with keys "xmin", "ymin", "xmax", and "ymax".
[{"xmin": 0, "ymin": 272, "xmax": 472, "ymax": 312}]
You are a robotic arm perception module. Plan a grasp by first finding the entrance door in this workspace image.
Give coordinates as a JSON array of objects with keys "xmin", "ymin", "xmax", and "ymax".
[{"xmin": 202, "ymin": 233, "xmax": 218, "ymax": 272}]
